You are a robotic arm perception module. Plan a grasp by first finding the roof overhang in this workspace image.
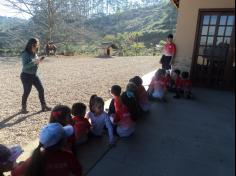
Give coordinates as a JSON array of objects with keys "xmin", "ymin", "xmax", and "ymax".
[{"xmin": 171, "ymin": 0, "xmax": 180, "ymax": 8}]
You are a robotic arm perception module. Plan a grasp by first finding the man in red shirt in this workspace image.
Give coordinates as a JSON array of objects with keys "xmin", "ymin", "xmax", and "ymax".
[{"xmin": 160, "ymin": 34, "xmax": 176, "ymax": 71}]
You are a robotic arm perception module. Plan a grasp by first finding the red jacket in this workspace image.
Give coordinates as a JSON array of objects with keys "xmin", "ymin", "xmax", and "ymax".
[
  {"xmin": 73, "ymin": 116, "xmax": 91, "ymax": 140},
  {"xmin": 11, "ymin": 150, "xmax": 82, "ymax": 176},
  {"xmin": 163, "ymin": 42, "xmax": 176, "ymax": 56}
]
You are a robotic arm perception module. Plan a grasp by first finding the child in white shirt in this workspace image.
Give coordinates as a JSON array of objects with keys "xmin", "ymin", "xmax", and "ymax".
[{"xmin": 86, "ymin": 95, "xmax": 114, "ymax": 145}]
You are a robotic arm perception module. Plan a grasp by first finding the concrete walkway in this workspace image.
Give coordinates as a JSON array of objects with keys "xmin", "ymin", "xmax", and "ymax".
[{"xmin": 85, "ymin": 90, "xmax": 235, "ymax": 176}]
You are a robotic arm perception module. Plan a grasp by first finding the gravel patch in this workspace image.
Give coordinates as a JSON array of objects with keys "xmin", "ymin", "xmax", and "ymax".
[{"xmin": 0, "ymin": 55, "xmax": 160, "ymax": 147}]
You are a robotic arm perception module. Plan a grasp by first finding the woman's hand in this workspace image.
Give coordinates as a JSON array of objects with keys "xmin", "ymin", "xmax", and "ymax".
[
  {"xmin": 34, "ymin": 57, "xmax": 45, "ymax": 65},
  {"xmin": 34, "ymin": 59, "xmax": 41, "ymax": 65}
]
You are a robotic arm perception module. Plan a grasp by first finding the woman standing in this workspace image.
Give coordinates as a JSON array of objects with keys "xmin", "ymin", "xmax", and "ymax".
[{"xmin": 20, "ymin": 38, "xmax": 51, "ymax": 113}]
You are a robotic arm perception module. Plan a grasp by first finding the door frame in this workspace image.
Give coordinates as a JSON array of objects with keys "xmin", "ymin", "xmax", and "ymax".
[{"xmin": 191, "ymin": 8, "xmax": 235, "ymax": 89}]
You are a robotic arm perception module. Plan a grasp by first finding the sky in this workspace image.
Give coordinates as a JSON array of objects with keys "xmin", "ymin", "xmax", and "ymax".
[
  {"xmin": 0, "ymin": 0, "xmax": 156, "ymax": 19},
  {"xmin": 0, "ymin": 0, "xmax": 30, "ymax": 19}
]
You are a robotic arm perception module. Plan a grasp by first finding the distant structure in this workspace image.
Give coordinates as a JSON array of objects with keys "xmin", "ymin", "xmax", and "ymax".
[
  {"xmin": 45, "ymin": 41, "xmax": 57, "ymax": 56},
  {"xmin": 97, "ymin": 42, "xmax": 118, "ymax": 57}
]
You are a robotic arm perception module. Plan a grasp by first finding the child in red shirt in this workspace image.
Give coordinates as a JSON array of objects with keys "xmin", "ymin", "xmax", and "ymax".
[
  {"xmin": 109, "ymin": 85, "xmax": 135, "ymax": 137},
  {"xmin": 11, "ymin": 123, "xmax": 82, "ymax": 176},
  {"xmin": 180, "ymin": 72, "xmax": 193, "ymax": 99},
  {"xmin": 71, "ymin": 102, "xmax": 91, "ymax": 145},
  {"xmin": 160, "ymin": 34, "xmax": 176, "ymax": 71}
]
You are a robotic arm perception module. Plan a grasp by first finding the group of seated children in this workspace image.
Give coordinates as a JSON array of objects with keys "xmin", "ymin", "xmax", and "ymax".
[
  {"xmin": 147, "ymin": 68, "xmax": 193, "ymax": 101},
  {"xmin": 108, "ymin": 76, "xmax": 151, "ymax": 138},
  {"xmin": 0, "ymin": 71, "xmax": 192, "ymax": 176},
  {"xmin": 1, "ymin": 75, "xmax": 151, "ymax": 176}
]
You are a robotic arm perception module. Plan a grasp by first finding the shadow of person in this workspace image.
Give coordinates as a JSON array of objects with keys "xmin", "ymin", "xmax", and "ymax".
[
  {"xmin": 0, "ymin": 111, "xmax": 43, "ymax": 130},
  {"xmin": 0, "ymin": 112, "xmax": 22, "ymax": 127}
]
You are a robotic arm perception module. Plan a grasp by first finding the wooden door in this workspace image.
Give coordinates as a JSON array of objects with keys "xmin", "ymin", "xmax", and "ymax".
[{"xmin": 192, "ymin": 10, "xmax": 235, "ymax": 89}]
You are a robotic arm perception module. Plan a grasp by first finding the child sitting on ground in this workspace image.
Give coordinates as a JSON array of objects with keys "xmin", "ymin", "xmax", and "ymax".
[
  {"xmin": 86, "ymin": 95, "xmax": 114, "ymax": 145},
  {"xmin": 172, "ymin": 69, "xmax": 183, "ymax": 99},
  {"xmin": 129, "ymin": 76, "xmax": 150, "ymax": 112},
  {"xmin": 174, "ymin": 71, "xmax": 193, "ymax": 99},
  {"xmin": 108, "ymin": 85, "xmax": 122, "ymax": 123},
  {"xmin": 124, "ymin": 82, "xmax": 142, "ymax": 120},
  {"xmin": 181, "ymin": 72, "xmax": 193, "ymax": 99},
  {"xmin": 148, "ymin": 69, "xmax": 168, "ymax": 101},
  {"xmin": 49, "ymin": 105, "xmax": 76, "ymax": 153},
  {"xmin": 113, "ymin": 91, "xmax": 136, "ymax": 137},
  {"xmin": 108, "ymin": 85, "xmax": 135, "ymax": 137},
  {"xmin": 71, "ymin": 102, "xmax": 91, "ymax": 145},
  {"xmin": 11, "ymin": 123, "xmax": 82, "ymax": 176},
  {"xmin": 0, "ymin": 145, "xmax": 23, "ymax": 176},
  {"xmin": 164, "ymin": 70, "xmax": 175, "ymax": 92}
]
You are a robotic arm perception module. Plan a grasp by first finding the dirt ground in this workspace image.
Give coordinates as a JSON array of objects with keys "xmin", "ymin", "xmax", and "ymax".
[{"xmin": 0, "ymin": 55, "xmax": 159, "ymax": 147}]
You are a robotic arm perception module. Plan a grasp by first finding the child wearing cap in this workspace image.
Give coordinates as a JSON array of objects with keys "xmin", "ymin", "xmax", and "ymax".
[
  {"xmin": 71, "ymin": 102, "xmax": 91, "ymax": 145},
  {"xmin": 160, "ymin": 34, "xmax": 176, "ymax": 71},
  {"xmin": 11, "ymin": 123, "xmax": 82, "ymax": 176},
  {"xmin": 87, "ymin": 95, "xmax": 115, "ymax": 145},
  {"xmin": 0, "ymin": 145, "xmax": 22, "ymax": 176}
]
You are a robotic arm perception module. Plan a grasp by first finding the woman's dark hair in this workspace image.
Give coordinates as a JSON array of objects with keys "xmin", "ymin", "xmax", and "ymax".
[
  {"xmin": 121, "ymin": 92, "xmax": 140, "ymax": 121},
  {"xmin": 49, "ymin": 105, "xmax": 71, "ymax": 126},
  {"xmin": 167, "ymin": 34, "xmax": 174, "ymax": 39},
  {"xmin": 129, "ymin": 76, "xmax": 143, "ymax": 87},
  {"xmin": 24, "ymin": 38, "xmax": 39, "ymax": 55},
  {"xmin": 181, "ymin": 71, "xmax": 190, "ymax": 79},
  {"xmin": 72, "ymin": 102, "xmax": 87, "ymax": 117},
  {"xmin": 89, "ymin": 94, "xmax": 98, "ymax": 112},
  {"xmin": 25, "ymin": 139, "xmax": 64, "ymax": 176},
  {"xmin": 111, "ymin": 85, "xmax": 122, "ymax": 96}
]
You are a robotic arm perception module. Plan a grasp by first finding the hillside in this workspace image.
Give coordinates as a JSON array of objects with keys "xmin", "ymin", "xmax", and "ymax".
[
  {"xmin": 85, "ymin": 2, "xmax": 177, "ymax": 45},
  {"xmin": 0, "ymin": 1, "xmax": 177, "ymax": 56}
]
